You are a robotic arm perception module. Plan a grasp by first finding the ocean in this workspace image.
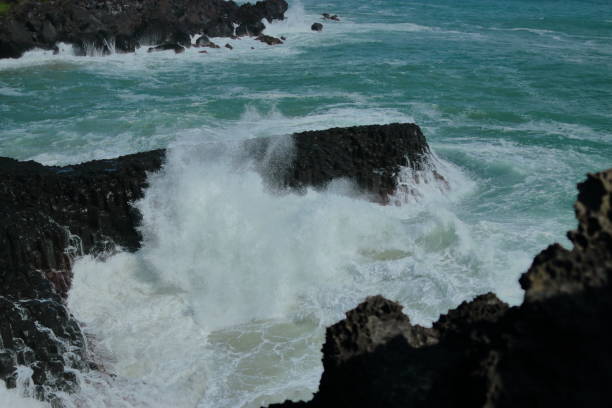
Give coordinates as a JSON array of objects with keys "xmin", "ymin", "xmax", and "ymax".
[{"xmin": 0, "ymin": 0, "xmax": 611, "ymax": 406}]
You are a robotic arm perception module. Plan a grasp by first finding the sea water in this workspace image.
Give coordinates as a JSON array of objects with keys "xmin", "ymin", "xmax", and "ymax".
[{"xmin": 0, "ymin": 0, "xmax": 611, "ymax": 406}]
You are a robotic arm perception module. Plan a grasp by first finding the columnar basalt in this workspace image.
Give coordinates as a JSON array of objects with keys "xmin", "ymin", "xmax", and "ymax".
[{"xmin": 0, "ymin": 123, "xmax": 434, "ymax": 403}]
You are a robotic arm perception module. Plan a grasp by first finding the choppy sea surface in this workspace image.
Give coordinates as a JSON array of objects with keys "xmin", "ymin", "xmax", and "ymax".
[{"xmin": 1, "ymin": 0, "xmax": 611, "ymax": 406}]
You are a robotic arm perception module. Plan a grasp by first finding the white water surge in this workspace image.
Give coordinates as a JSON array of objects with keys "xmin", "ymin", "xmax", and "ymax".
[
  {"xmin": 36, "ymin": 128, "xmax": 525, "ymax": 408},
  {"xmin": 2, "ymin": 0, "xmax": 585, "ymax": 404}
]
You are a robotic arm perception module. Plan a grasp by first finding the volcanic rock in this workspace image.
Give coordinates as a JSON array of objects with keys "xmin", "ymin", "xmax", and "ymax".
[
  {"xmin": 266, "ymin": 168, "xmax": 612, "ymax": 408},
  {"xmin": 311, "ymin": 23, "xmax": 323, "ymax": 32},
  {"xmin": 322, "ymin": 13, "xmax": 340, "ymax": 21},
  {"xmin": 236, "ymin": 21, "xmax": 266, "ymax": 37},
  {"xmin": 0, "ymin": 123, "xmax": 434, "ymax": 403},
  {"xmin": 245, "ymin": 123, "xmax": 432, "ymax": 201},
  {"xmin": 0, "ymin": 0, "xmax": 288, "ymax": 59},
  {"xmin": 195, "ymin": 35, "xmax": 220, "ymax": 48},
  {"xmin": 256, "ymin": 34, "xmax": 283, "ymax": 45}
]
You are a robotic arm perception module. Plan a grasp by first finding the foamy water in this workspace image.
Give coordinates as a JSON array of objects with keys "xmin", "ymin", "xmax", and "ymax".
[
  {"xmin": 64, "ymin": 139, "xmax": 507, "ymax": 408},
  {"xmin": 1, "ymin": 0, "xmax": 611, "ymax": 405}
]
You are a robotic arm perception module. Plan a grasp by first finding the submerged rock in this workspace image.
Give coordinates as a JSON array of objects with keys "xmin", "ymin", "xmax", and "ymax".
[{"xmin": 267, "ymin": 168, "xmax": 612, "ymax": 408}]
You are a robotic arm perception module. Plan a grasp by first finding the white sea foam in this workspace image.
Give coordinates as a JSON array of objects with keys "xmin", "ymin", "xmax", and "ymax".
[
  {"xmin": 0, "ymin": 384, "xmax": 49, "ymax": 408},
  {"xmin": 0, "ymin": 368, "xmax": 49, "ymax": 408},
  {"xmin": 62, "ymin": 110, "xmax": 534, "ymax": 407}
]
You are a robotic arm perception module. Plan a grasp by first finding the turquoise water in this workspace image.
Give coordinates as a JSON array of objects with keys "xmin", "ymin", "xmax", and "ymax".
[{"xmin": 1, "ymin": 0, "xmax": 611, "ymax": 407}]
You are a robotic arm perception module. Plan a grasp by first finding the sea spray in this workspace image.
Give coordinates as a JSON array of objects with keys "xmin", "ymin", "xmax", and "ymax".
[
  {"xmin": 3, "ymin": 0, "xmax": 609, "ymax": 405},
  {"xmin": 63, "ymin": 136, "xmax": 530, "ymax": 407}
]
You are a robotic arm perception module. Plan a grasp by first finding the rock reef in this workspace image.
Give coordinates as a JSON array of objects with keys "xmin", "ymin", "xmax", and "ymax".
[
  {"xmin": 0, "ymin": 0, "xmax": 288, "ymax": 58},
  {"xmin": 0, "ymin": 123, "xmax": 433, "ymax": 403},
  {"xmin": 267, "ymin": 169, "xmax": 612, "ymax": 408}
]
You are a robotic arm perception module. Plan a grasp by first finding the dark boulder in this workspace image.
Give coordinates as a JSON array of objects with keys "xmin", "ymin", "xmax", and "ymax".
[
  {"xmin": 195, "ymin": 35, "xmax": 220, "ymax": 48},
  {"xmin": 266, "ymin": 168, "xmax": 612, "ymax": 408},
  {"xmin": 256, "ymin": 34, "xmax": 283, "ymax": 45},
  {"xmin": 322, "ymin": 13, "xmax": 340, "ymax": 21},
  {"xmin": 246, "ymin": 123, "xmax": 432, "ymax": 202},
  {"xmin": 225, "ymin": 43, "xmax": 233, "ymax": 49},
  {"xmin": 311, "ymin": 23, "xmax": 323, "ymax": 32}
]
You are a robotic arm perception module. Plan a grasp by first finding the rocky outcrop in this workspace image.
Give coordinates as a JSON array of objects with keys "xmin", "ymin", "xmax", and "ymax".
[
  {"xmin": 311, "ymin": 23, "xmax": 323, "ymax": 32},
  {"xmin": 322, "ymin": 13, "xmax": 340, "ymax": 22},
  {"xmin": 267, "ymin": 169, "xmax": 612, "ymax": 408},
  {"xmin": 249, "ymin": 123, "xmax": 431, "ymax": 202},
  {"xmin": 1, "ymin": 124, "xmax": 429, "ymax": 299},
  {"xmin": 195, "ymin": 35, "xmax": 221, "ymax": 49},
  {"xmin": 0, "ymin": 0, "xmax": 288, "ymax": 58},
  {"xmin": 0, "ymin": 123, "xmax": 433, "ymax": 403},
  {"xmin": 256, "ymin": 34, "xmax": 283, "ymax": 45},
  {"xmin": 0, "ymin": 150, "xmax": 164, "ymax": 402},
  {"xmin": 0, "ymin": 150, "xmax": 165, "ymax": 297}
]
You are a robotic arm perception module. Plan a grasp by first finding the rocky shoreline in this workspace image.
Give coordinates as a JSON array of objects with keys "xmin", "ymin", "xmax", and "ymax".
[
  {"xmin": 0, "ymin": 0, "xmax": 288, "ymax": 58},
  {"xmin": 2, "ymin": 121, "xmax": 610, "ymax": 406},
  {"xmin": 267, "ymin": 169, "xmax": 612, "ymax": 408},
  {"xmin": 0, "ymin": 123, "xmax": 433, "ymax": 404}
]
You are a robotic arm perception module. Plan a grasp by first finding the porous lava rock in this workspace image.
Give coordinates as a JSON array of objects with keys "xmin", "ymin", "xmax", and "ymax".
[{"xmin": 266, "ymin": 169, "xmax": 612, "ymax": 408}]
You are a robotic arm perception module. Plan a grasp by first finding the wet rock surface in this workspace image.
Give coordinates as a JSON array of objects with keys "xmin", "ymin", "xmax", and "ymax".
[
  {"xmin": 248, "ymin": 123, "xmax": 431, "ymax": 202},
  {"xmin": 195, "ymin": 35, "xmax": 220, "ymax": 48},
  {"xmin": 0, "ymin": 123, "xmax": 432, "ymax": 402},
  {"xmin": 267, "ymin": 168, "xmax": 612, "ymax": 408},
  {"xmin": 0, "ymin": 150, "xmax": 164, "ymax": 401},
  {"xmin": 0, "ymin": 296, "xmax": 88, "ymax": 404},
  {"xmin": 256, "ymin": 34, "xmax": 283, "ymax": 45},
  {"xmin": 0, "ymin": 0, "xmax": 288, "ymax": 58},
  {"xmin": 322, "ymin": 13, "xmax": 340, "ymax": 21}
]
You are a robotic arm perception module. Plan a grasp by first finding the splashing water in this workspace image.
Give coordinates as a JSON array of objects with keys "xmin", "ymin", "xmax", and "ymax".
[{"xmin": 2, "ymin": 0, "xmax": 611, "ymax": 406}]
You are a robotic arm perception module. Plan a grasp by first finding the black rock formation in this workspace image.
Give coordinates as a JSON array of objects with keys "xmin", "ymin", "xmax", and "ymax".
[
  {"xmin": 195, "ymin": 35, "xmax": 221, "ymax": 48},
  {"xmin": 247, "ymin": 123, "xmax": 431, "ymax": 202},
  {"xmin": 322, "ymin": 13, "xmax": 340, "ymax": 22},
  {"xmin": 0, "ymin": 123, "xmax": 433, "ymax": 403},
  {"xmin": 0, "ymin": 0, "xmax": 288, "ymax": 58},
  {"xmin": 0, "ymin": 149, "xmax": 165, "ymax": 298},
  {"xmin": 267, "ymin": 168, "xmax": 612, "ymax": 408},
  {"xmin": 311, "ymin": 23, "xmax": 323, "ymax": 32},
  {"xmin": 256, "ymin": 34, "xmax": 283, "ymax": 45}
]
